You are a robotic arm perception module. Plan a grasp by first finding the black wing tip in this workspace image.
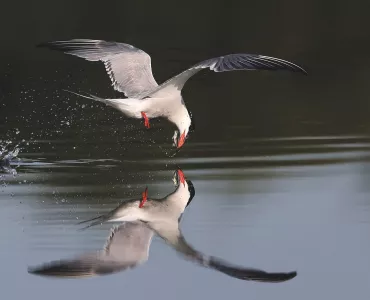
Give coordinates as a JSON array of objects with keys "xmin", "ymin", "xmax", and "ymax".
[
  {"xmin": 36, "ymin": 40, "xmax": 81, "ymax": 51},
  {"xmin": 273, "ymin": 270, "xmax": 297, "ymax": 282},
  {"xmin": 36, "ymin": 41, "xmax": 59, "ymax": 48},
  {"xmin": 251, "ymin": 270, "xmax": 297, "ymax": 283},
  {"xmin": 268, "ymin": 62, "xmax": 307, "ymax": 75},
  {"xmin": 28, "ymin": 261, "xmax": 95, "ymax": 278},
  {"xmin": 28, "ymin": 265, "xmax": 40, "ymax": 274},
  {"xmin": 247, "ymin": 54, "xmax": 308, "ymax": 75},
  {"xmin": 295, "ymin": 67, "xmax": 308, "ymax": 75},
  {"xmin": 28, "ymin": 264, "xmax": 57, "ymax": 277}
]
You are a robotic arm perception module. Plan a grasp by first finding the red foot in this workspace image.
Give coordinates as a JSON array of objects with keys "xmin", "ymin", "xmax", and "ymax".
[
  {"xmin": 177, "ymin": 131, "xmax": 186, "ymax": 148},
  {"xmin": 177, "ymin": 169, "xmax": 186, "ymax": 187},
  {"xmin": 141, "ymin": 112, "xmax": 150, "ymax": 129},
  {"xmin": 139, "ymin": 187, "xmax": 148, "ymax": 208}
]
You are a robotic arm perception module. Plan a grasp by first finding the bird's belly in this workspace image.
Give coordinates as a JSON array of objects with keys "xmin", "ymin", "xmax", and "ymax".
[
  {"xmin": 115, "ymin": 104, "xmax": 142, "ymax": 118},
  {"xmin": 144, "ymin": 97, "xmax": 181, "ymax": 118}
]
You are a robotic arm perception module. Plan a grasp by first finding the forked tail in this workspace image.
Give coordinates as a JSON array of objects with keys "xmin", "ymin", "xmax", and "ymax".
[
  {"xmin": 76, "ymin": 214, "xmax": 110, "ymax": 231},
  {"xmin": 62, "ymin": 89, "xmax": 107, "ymax": 103}
]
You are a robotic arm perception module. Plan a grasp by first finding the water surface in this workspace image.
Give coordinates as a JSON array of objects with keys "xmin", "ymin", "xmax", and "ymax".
[{"xmin": 1, "ymin": 134, "xmax": 370, "ymax": 300}]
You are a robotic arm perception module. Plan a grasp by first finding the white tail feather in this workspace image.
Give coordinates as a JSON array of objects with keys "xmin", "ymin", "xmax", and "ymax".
[
  {"xmin": 62, "ymin": 89, "xmax": 143, "ymax": 118},
  {"xmin": 62, "ymin": 89, "xmax": 107, "ymax": 103}
]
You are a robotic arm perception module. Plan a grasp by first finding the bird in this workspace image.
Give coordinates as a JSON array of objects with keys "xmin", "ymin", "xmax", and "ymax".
[
  {"xmin": 75, "ymin": 167, "xmax": 195, "ymax": 231},
  {"xmin": 28, "ymin": 168, "xmax": 297, "ymax": 282},
  {"xmin": 37, "ymin": 39, "xmax": 307, "ymax": 151}
]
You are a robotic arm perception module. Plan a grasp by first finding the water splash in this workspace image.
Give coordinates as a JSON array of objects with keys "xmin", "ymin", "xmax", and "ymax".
[{"xmin": 0, "ymin": 140, "xmax": 23, "ymax": 175}]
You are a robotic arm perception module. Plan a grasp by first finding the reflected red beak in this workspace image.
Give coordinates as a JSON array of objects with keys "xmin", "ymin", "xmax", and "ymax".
[
  {"xmin": 177, "ymin": 168, "xmax": 186, "ymax": 187},
  {"xmin": 177, "ymin": 131, "xmax": 186, "ymax": 149}
]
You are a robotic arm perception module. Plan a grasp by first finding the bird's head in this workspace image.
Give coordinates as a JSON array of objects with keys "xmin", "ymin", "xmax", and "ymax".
[
  {"xmin": 172, "ymin": 167, "xmax": 195, "ymax": 208},
  {"xmin": 172, "ymin": 111, "xmax": 195, "ymax": 149}
]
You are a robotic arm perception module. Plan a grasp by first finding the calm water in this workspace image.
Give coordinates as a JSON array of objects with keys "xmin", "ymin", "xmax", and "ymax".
[
  {"xmin": 2, "ymin": 0, "xmax": 370, "ymax": 299},
  {"xmin": 1, "ymin": 133, "xmax": 370, "ymax": 300}
]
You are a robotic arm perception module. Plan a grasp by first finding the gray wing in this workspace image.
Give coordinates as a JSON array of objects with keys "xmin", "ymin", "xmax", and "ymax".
[
  {"xmin": 37, "ymin": 39, "xmax": 159, "ymax": 98},
  {"xmin": 140, "ymin": 53, "xmax": 307, "ymax": 99},
  {"xmin": 148, "ymin": 220, "xmax": 297, "ymax": 283},
  {"xmin": 28, "ymin": 222, "xmax": 154, "ymax": 278}
]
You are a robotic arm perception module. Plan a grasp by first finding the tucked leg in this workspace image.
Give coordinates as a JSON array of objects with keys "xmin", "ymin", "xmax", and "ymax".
[
  {"xmin": 141, "ymin": 112, "xmax": 150, "ymax": 129},
  {"xmin": 139, "ymin": 187, "xmax": 148, "ymax": 208}
]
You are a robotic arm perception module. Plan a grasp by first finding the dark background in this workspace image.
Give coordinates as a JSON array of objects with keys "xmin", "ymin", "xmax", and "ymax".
[
  {"xmin": 1, "ymin": 0, "xmax": 370, "ymax": 158},
  {"xmin": 2, "ymin": 3, "xmax": 370, "ymax": 299}
]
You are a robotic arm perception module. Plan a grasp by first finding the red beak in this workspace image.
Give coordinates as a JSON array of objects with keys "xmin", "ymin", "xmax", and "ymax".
[
  {"xmin": 177, "ymin": 168, "xmax": 186, "ymax": 187},
  {"xmin": 177, "ymin": 131, "xmax": 186, "ymax": 149}
]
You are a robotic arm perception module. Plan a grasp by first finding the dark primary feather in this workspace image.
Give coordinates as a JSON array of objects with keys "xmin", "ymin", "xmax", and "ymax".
[
  {"xmin": 201, "ymin": 54, "xmax": 307, "ymax": 74},
  {"xmin": 28, "ymin": 222, "xmax": 154, "ymax": 278},
  {"xmin": 207, "ymin": 257, "xmax": 297, "ymax": 282},
  {"xmin": 28, "ymin": 255, "xmax": 101, "ymax": 278},
  {"xmin": 27, "ymin": 253, "xmax": 139, "ymax": 278},
  {"xmin": 186, "ymin": 239, "xmax": 297, "ymax": 283},
  {"xmin": 151, "ymin": 221, "xmax": 298, "ymax": 284},
  {"xmin": 141, "ymin": 53, "xmax": 307, "ymax": 99}
]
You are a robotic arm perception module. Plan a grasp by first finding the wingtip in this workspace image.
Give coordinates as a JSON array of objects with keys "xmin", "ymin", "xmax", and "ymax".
[
  {"xmin": 28, "ymin": 263, "xmax": 95, "ymax": 278},
  {"xmin": 35, "ymin": 40, "xmax": 74, "ymax": 51},
  {"xmin": 28, "ymin": 265, "xmax": 46, "ymax": 276},
  {"xmin": 287, "ymin": 63, "xmax": 307, "ymax": 75},
  {"xmin": 27, "ymin": 266, "xmax": 37, "ymax": 274},
  {"xmin": 281, "ymin": 270, "xmax": 297, "ymax": 281},
  {"xmin": 263, "ymin": 270, "xmax": 297, "ymax": 282},
  {"xmin": 298, "ymin": 67, "xmax": 308, "ymax": 75},
  {"xmin": 36, "ymin": 41, "xmax": 54, "ymax": 48}
]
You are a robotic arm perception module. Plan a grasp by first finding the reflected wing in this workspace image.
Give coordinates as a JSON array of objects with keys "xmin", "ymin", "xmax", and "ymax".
[
  {"xmin": 38, "ymin": 39, "xmax": 159, "ymax": 98},
  {"xmin": 28, "ymin": 222, "xmax": 154, "ymax": 278},
  {"xmin": 141, "ymin": 53, "xmax": 307, "ymax": 99},
  {"xmin": 149, "ymin": 220, "xmax": 297, "ymax": 283}
]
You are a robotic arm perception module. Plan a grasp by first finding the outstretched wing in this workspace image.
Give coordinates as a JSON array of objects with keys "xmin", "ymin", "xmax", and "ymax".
[
  {"xmin": 28, "ymin": 222, "xmax": 154, "ymax": 278},
  {"xmin": 148, "ymin": 220, "xmax": 297, "ymax": 283},
  {"xmin": 140, "ymin": 53, "xmax": 307, "ymax": 99},
  {"xmin": 37, "ymin": 39, "xmax": 159, "ymax": 98}
]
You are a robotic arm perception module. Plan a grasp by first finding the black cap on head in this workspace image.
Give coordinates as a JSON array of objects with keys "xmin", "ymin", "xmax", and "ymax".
[{"xmin": 185, "ymin": 180, "xmax": 195, "ymax": 207}]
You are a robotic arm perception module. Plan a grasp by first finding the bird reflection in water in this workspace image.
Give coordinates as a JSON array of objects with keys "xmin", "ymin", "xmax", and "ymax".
[{"xmin": 28, "ymin": 168, "xmax": 297, "ymax": 283}]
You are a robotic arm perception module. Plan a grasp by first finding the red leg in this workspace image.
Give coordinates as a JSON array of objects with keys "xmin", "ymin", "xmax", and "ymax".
[
  {"xmin": 139, "ymin": 187, "xmax": 148, "ymax": 208},
  {"xmin": 141, "ymin": 112, "xmax": 150, "ymax": 129}
]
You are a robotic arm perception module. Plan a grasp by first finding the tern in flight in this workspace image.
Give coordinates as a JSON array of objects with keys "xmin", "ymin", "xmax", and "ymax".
[
  {"xmin": 28, "ymin": 169, "xmax": 297, "ymax": 282},
  {"xmin": 37, "ymin": 39, "xmax": 307, "ymax": 151}
]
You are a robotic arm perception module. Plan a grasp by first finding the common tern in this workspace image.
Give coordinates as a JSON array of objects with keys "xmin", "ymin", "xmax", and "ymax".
[
  {"xmin": 37, "ymin": 39, "xmax": 307, "ymax": 150},
  {"xmin": 28, "ymin": 169, "xmax": 297, "ymax": 282}
]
